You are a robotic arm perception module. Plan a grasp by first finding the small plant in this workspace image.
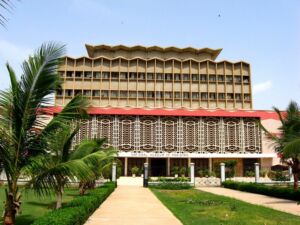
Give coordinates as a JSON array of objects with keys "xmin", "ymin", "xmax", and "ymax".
[
  {"xmin": 180, "ymin": 167, "xmax": 187, "ymax": 177},
  {"xmin": 172, "ymin": 166, "xmax": 179, "ymax": 177},
  {"xmin": 131, "ymin": 166, "xmax": 139, "ymax": 177},
  {"xmin": 244, "ymin": 170, "xmax": 255, "ymax": 177}
]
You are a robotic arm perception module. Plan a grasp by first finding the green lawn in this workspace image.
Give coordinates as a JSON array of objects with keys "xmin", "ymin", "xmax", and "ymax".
[
  {"xmin": 0, "ymin": 186, "xmax": 79, "ymax": 225},
  {"xmin": 151, "ymin": 188, "xmax": 300, "ymax": 225}
]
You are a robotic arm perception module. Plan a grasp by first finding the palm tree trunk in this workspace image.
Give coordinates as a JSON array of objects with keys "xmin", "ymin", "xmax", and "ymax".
[
  {"xmin": 55, "ymin": 178, "xmax": 64, "ymax": 209},
  {"xmin": 292, "ymin": 159, "xmax": 299, "ymax": 190},
  {"xmin": 3, "ymin": 181, "xmax": 20, "ymax": 225}
]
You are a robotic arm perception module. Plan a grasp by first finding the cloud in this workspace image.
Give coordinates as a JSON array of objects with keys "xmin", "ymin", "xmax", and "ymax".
[
  {"xmin": 0, "ymin": 40, "xmax": 32, "ymax": 63},
  {"xmin": 253, "ymin": 80, "xmax": 272, "ymax": 94}
]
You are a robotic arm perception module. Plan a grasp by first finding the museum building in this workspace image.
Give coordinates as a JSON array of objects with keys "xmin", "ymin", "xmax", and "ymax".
[{"xmin": 52, "ymin": 44, "xmax": 280, "ymax": 176}]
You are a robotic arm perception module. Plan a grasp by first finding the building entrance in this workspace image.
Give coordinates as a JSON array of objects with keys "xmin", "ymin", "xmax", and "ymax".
[{"xmin": 150, "ymin": 158, "xmax": 166, "ymax": 176}]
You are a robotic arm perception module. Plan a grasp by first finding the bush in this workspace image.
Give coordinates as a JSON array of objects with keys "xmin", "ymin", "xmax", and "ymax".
[
  {"xmin": 131, "ymin": 166, "xmax": 139, "ymax": 176},
  {"xmin": 172, "ymin": 166, "xmax": 179, "ymax": 176},
  {"xmin": 223, "ymin": 181, "xmax": 300, "ymax": 201},
  {"xmin": 269, "ymin": 170, "xmax": 289, "ymax": 181},
  {"xmin": 180, "ymin": 167, "xmax": 187, "ymax": 177},
  {"xmin": 150, "ymin": 182, "xmax": 192, "ymax": 190},
  {"xmin": 244, "ymin": 170, "xmax": 255, "ymax": 177},
  {"xmin": 32, "ymin": 182, "xmax": 116, "ymax": 225},
  {"xmin": 155, "ymin": 177, "xmax": 190, "ymax": 182}
]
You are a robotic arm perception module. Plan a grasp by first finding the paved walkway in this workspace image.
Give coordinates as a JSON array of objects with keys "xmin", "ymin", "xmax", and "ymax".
[
  {"xmin": 198, "ymin": 187, "xmax": 300, "ymax": 216},
  {"xmin": 85, "ymin": 185, "xmax": 182, "ymax": 225}
]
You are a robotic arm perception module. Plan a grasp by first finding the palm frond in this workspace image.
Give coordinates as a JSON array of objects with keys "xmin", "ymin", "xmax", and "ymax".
[{"xmin": 283, "ymin": 138, "xmax": 300, "ymax": 159}]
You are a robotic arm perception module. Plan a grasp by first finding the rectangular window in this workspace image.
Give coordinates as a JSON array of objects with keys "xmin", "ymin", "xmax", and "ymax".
[
  {"xmin": 138, "ymin": 91, "xmax": 145, "ymax": 98},
  {"xmin": 227, "ymin": 93, "xmax": 234, "ymax": 99},
  {"xmin": 244, "ymin": 94, "xmax": 251, "ymax": 100},
  {"xmin": 83, "ymin": 90, "xmax": 91, "ymax": 96},
  {"xmin": 147, "ymin": 73, "xmax": 154, "ymax": 80},
  {"xmin": 192, "ymin": 74, "xmax": 199, "ymax": 81},
  {"xmin": 66, "ymin": 71, "xmax": 73, "ymax": 77},
  {"xmin": 209, "ymin": 93, "xmax": 216, "ymax": 99},
  {"xmin": 200, "ymin": 74, "xmax": 207, "ymax": 81},
  {"xmin": 156, "ymin": 91, "xmax": 163, "ymax": 98},
  {"xmin": 101, "ymin": 90, "xmax": 108, "ymax": 98},
  {"xmin": 209, "ymin": 75, "xmax": 216, "ymax": 82},
  {"xmin": 192, "ymin": 92, "xmax": 199, "ymax": 99},
  {"xmin": 235, "ymin": 93, "xmax": 242, "ymax": 100},
  {"xmin": 175, "ymin": 92, "xmax": 181, "ymax": 99},
  {"xmin": 165, "ymin": 92, "xmax": 172, "ymax": 99},
  {"xmin": 111, "ymin": 91, "xmax": 118, "ymax": 98},
  {"xmin": 234, "ymin": 76, "xmax": 242, "ymax": 83},
  {"xmin": 129, "ymin": 73, "xmax": 137, "ymax": 79},
  {"xmin": 129, "ymin": 91, "xmax": 137, "ymax": 98},
  {"xmin": 218, "ymin": 93, "xmax": 225, "ymax": 99},
  {"xmin": 92, "ymin": 90, "xmax": 100, "ymax": 97},
  {"xmin": 243, "ymin": 76, "xmax": 250, "ymax": 83},
  {"xmin": 165, "ymin": 73, "xmax": 172, "ymax": 81},
  {"xmin": 156, "ymin": 73, "xmax": 163, "ymax": 80},
  {"xmin": 138, "ymin": 73, "xmax": 145, "ymax": 80},
  {"xmin": 147, "ymin": 91, "xmax": 155, "ymax": 98},
  {"xmin": 174, "ymin": 74, "xmax": 181, "ymax": 81},
  {"xmin": 102, "ymin": 72, "xmax": 110, "ymax": 79},
  {"xmin": 93, "ymin": 72, "xmax": 101, "ymax": 79},
  {"xmin": 74, "ymin": 90, "xmax": 82, "ymax": 95},
  {"xmin": 226, "ymin": 76, "xmax": 233, "ymax": 83},
  {"xmin": 111, "ymin": 72, "xmax": 119, "ymax": 79},
  {"xmin": 56, "ymin": 89, "xmax": 63, "ymax": 96},
  {"xmin": 120, "ymin": 91, "xmax": 128, "ymax": 98},
  {"xmin": 75, "ymin": 71, "xmax": 82, "ymax": 78},
  {"xmin": 218, "ymin": 75, "xmax": 225, "ymax": 82},
  {"xmin": 84, "ymin": 72, "xmax": 92, "ymax": 78},
  {"xmin": 120, "ymin": 72, "xmax": 128, "ymax": 79},
  {"xmin": 201, "ymin": 92, "xmax": 208, "ymax": 99},
  {"xmin": 65, "ymin": 89, "xmax": 73, "ymax": 97},
  {"xmin": 183, "ymin": 74, "xmax": 189, "ymax": 81},
  {"xmin": 183, "ymin": 92, "xmax": 190, "ymax": 99}
]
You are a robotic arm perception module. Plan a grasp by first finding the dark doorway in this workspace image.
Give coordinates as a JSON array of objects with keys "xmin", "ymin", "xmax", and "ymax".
[
  {"xmin": 150, "ymin": 158, "xmax": 166, "ymax": 176},
  {"xmin": 243, "ymin": 158, "xmax": 259, "ymax": 175}
]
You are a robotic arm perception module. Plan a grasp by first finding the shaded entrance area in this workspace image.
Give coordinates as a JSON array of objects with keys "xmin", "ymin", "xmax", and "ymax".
[{"xmin": 150, "ymin": 158, "xmax": 167, "ymax": 176}]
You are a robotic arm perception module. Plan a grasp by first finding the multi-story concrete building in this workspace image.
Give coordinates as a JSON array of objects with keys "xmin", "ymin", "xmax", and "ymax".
[{"xmin": 52, "ymin": 44, "xmax": 280, "ymax": 176}]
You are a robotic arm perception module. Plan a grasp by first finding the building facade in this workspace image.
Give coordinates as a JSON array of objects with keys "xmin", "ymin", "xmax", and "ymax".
[{"xmin": 54, "ymin": 44, "xmax": 280, "ymax": 176}]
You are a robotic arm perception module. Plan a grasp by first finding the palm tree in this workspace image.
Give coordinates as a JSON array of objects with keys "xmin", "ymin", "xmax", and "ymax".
[
  {"xmin": 0, "ymin": 0, "xmax": 18, "ymax": 27},
  {"xmin": 24, "ymin": 124, "xmax": 116, "ymax": 209},
  {"xmin": 0, "ymin": 43, "xmax": 89, "ymax": 225},
  {"xmin": 261, "ymin": 101, "xmax": 300, "ymax": 189}
]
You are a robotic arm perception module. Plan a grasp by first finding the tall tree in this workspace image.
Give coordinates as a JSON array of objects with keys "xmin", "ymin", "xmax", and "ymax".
[
  {"xmin": 0, "ymin": 43, "xmax": 88, "ymax": 225},
  {"xmin": 262, "ymin": 101, "xmax": 300, "ymax": 189}
]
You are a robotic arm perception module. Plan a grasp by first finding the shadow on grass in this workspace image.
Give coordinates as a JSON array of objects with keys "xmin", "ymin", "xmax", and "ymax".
[
  {"xmin": 26, "ymin": 201, "xmax": 56, "ymax": 209},
  {"xmin": 15, "ymin": 215, "xmax": 35, "ymax": 225}
]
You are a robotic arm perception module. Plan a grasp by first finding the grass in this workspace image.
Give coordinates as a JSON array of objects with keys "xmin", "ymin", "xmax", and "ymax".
[
  {"xmin": 151, "ymin": 188, "xmax": 300, "ymax": 225},
  {"xmin": 0, "ymin": 186, "xmax": 79, "ymax": 225}
]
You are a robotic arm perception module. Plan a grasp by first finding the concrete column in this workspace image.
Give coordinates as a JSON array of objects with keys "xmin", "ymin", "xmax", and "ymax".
[
  {"xmin": 220, "ymin": 163, "xmax": 225, "ymax": 183},
  {"xmin": 190, "ymin": 162, "xmax": 195, "ymax": 185},
  {"xmin": 289, "ymin": 166, "xmax": 294, "ymax": 182},
  {"xmin": 112, "ymin": 162, "xmax": 117, "ymax": 182},
  {"xmin": 124, "ymin": 157, "xmax": 128, "ymax": 176},
  {"xmin": 254, "ymin": 163, "xmax": 260, "ymax": 183},
  {"xmin": 188, "ymin": 158, "xmax": 191, "ymax": 165},
  {"xmin": 167, "ymin": 158, "xmax": 170, "ymax": 176},
  {"xmin": 209, "ymin": 158, "xmax": 213, "ymax": 173}
]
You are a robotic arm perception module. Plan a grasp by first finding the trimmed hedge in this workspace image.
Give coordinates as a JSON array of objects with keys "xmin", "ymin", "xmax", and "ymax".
[
  {"xmin": 32, "ymin": 182, "xmax": 116, "ymax": 225},
  {"xmin": 223, "ymin": 181, "xmax": 300, "ymax": 201},
  {"xmin": 150, "ymin": 182, "xmax": 192, "ymax": 190}
]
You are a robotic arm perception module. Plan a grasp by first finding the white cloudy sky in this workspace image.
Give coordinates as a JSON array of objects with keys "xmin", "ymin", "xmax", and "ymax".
[{"xmin": 0, "ymin": 0, "xmax": 299, "ymax": 110}]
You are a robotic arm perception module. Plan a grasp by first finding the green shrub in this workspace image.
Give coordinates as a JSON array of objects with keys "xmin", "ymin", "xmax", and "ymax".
[
  {"xmin": 180, "ymin": 167, "xmax": 187, "ymax": 176},
  {"xmin": 150, "ymin": 182, "xmax": 192, "ymax": 190},
  {"xmin": 155, "ymin": 177, "xmax": 190, "ymax": 182},
  {"xmin": 244, "ymin": 170, "xmax": 255, "ymax": 177},
  {"xmin": 269, "ymin": 170, "xmax": 289, "ymax": 181},
  {"xmin": 223, "ymin": 181, "xmax": 300, "ymax": 201},
  {"xmin": 131, "ymin": 166, "xmax": 139, "ymax": 176},
  {"xmin": 32, "ymin": 182, "xmax": 116, "ymax": 225},
  {"xmin": 172, "ymin": 166, "xmax": 179, "ymax": 176}
]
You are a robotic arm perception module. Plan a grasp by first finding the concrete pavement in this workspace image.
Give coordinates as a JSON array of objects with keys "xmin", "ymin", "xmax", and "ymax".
[
  {"xmin": 85, "ymin": 185, "xmax": 182, "ymax": 225},
  {"xmin": 198, "ymin": 187, "xmax": 300, "ymax": 216}
]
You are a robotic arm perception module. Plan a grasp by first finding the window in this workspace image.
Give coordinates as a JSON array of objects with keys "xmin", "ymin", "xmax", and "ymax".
[
  {"xmin": 192, "ymin": 74, "xmax": 199, "ymax": 81},
  {"xmin": 218, "ymin": 93, "xmax": 225, "ymax": 99},
  {"xmin": 243, "ymin": 76, "xmax": 250, "ymax": 83},
  {"xmin": 226, "ymin": 76, "xmax": 233, "ymax": 83},
  {"xmin": 183, "ymin": 74, "xmax": 189, "ymax": 81},
  {"xmin": 235, "ymin": 93, "xmax": 242, "ymax": 100},
  {"xmin": 65, "ymin": 89, "xmax": 73, "ymax": 97},
  {"xmin": 138, "ymin": 73, "xmax": 145, "ymax": 80},
  {"xmin": 56, "ymin": 89, "xmax": 63, "ymax": 96},
  {"xmin": 156, "ymin": 73, "xmax": 163, "ymax": 80},
  {"xmin": 209, "ymin": 93, "xmax": 216, "ymax": 99},
  {"xmin": 102, "ymin": 72, "xmax": 109, "ymax": 79},
  {"xmin": 147, "ymin": 91, "xmax": 155, "ymax": 98},
  {"xmin": 129, "ymin": 91, "xmax": 137, "ymax": 98},
  {"xmin": 200, "ymin": 74, "xmax": 207, "ymax": 81},
  {"xmin": 129, "ymin": 73, "xmax": 137, "ymax": 79},
  {"xmin": 192, "ymin": 92, "xmax": 199, "ymax": 99},
  {"xmin": 92, "ymin": 90, "xmax": 100, "ymax": 97},
  {"xmin": 209, "ymin": 75, "xmax": 216, "ymax": 82},
  {"xmin": 120, "ymin": 72, "xmax": 128, "ymax": 79},
  {"xmin": 111, "ymin": 72, "xmax": 119, "ymax": 79},
  {"xmin": 218, "ymin": 75, "xmax": 225, "ymax": 82},
  {"xmin": 75, "ymin": 71, "xmax": 82, "ymax": 78},
  {"xmin": 174, "ymin": 92, "xmax": 181, "ymax": 98},
  {"xmin": 227, "ymin": 93, "xmax": 234, "ymax": 99},
  {"xmin": 66, "ymin": 71, "xmax": 73, "ymax": 77},
  {"xmin": 101, "ymin": 90, "xmax": 108, "ymax": 98},
  {"xmin": 201, "ymin": 93, "xmax": 208, "ymax": 99},
  {"xmin": 234, "ymin": 76, "xmax": 242, "ymax": 83},
  {"xmin": 120, "ymin": 91, "xmax": 128, "ymax": 98},
  {"xmin": 174, "ymin": 74, "xmax": 181, "ymax": 81},
  {"xmin": 74, "ymin": 90, "xmax": 82, "ymax": 95},
  {"xmin": 183, "ymin": 92, "xmax": 190, "ymax": 99},
  {"xmin": 165, "ymin": 73, "xmax": 172, "ymax": 81},
  {"xmin": 83, "ymin": 90, "xmax": 91, "ymax": 96},
  {"xmin": 93, "ymin": 72, "xmax": 101, "ymax": 79},
  {"xmin": 138, "ymin": 91, "xmax": 145, "ymax": 98},
  {"xmin": 165, "ymin": 92, "xmax": 172, "ymax": 99},
  {"xmin": 111, "ymin": 91, "xmax": 118, "ymax": 98},
  {"xmin": 147, "ymin": 73, "xmax": 154, "ymax": 80},
  {"xmin": 156, "ymin": 91, "xmax": 163, "ymax": 98},
  {"xmin": 84, "ymin": 72, "xmax": 92, "ymax": 78},
  {"xmin": 244, "ymin": 94, "xmax": 251, "ymax": 100}
]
